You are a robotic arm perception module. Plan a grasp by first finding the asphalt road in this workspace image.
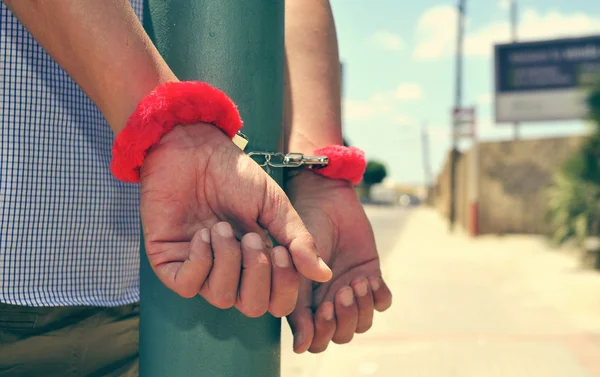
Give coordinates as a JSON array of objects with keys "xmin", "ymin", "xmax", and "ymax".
[
  {"xmin": 281, "ymin": 204, "xmax": 413, "ymax": 377},
  {"xmin": 282, "ymin": 206, "xmax": 600, "ymax": 377},
  {"xmin": 362, "ymin": 205, "xmax": 413, "ymax": 259}
]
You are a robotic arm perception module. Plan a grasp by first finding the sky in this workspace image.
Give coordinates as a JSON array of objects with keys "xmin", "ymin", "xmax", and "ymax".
[{"xmin": 330, "ymin": 0, "xmax": 600, "ymax": 184}]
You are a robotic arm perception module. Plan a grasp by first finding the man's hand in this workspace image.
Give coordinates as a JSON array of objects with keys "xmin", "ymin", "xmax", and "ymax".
[
  {"xmin": 285, "ymin": 170, "xmax": 392, "ymax": 353},
  {"xmin": 139, "ymin": 124, "xmax": 331, "ymax": 317}
]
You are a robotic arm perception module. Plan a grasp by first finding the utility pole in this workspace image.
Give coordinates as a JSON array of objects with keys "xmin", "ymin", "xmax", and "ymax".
[
  {"xmin": 449, "ymin": 0, "xmax": 466, "ymax": 231},
  {"xmin": 422, "ymin": 123, "xmax": 435, "ymax": 204},
  {"xmin": 421, "ymin": 123, "xmax": 432, "ymax": 187},
  {"xmin": 511, "ymin": 0, "xmax": 520, "ymax": 140},
  {"xmin": 141, "ymin": 1, "xmax": 283, "ymax": 376}
]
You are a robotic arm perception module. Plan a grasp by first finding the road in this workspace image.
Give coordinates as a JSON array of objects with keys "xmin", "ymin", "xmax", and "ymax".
[
  {"xmin": 361, "ymin": 205, "xmax": 413, "ymax": 259},
  {"xmin": 281, "ymin": 204, "xmax": 412, "ymax": 377},
  {"xmin": 281, "ymin": 206, "xmax": 600, "ymax": 377}
]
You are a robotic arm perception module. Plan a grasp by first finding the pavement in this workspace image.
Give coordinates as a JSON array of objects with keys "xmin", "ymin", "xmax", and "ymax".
[{"xmin": 281, "ymin": 205, "xmax": 600, "ymax": 377}]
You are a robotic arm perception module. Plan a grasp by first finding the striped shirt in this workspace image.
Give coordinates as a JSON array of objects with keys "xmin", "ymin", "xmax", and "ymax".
[{"xmin": 0, "ymin": 1, "xmax": 144, "ymax": 307}]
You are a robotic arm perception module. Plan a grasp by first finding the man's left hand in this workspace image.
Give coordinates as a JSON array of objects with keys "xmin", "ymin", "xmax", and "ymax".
[{"xmin": 285, "ymin": 170, "xmax": 393, "ymax": 353}]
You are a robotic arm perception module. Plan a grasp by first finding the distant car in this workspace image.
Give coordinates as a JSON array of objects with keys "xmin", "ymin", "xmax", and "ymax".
[
  {"xmin": 398, "ymin": 194, "xmax": 411, "ymax": 206},
  {"xmin": 398, "ymin": 194, "xmax": 421, "ymax": 207}
]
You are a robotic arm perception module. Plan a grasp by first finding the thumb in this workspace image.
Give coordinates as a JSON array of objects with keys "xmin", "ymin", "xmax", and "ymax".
[{"xmin": 258, "ymin": 181, "xmax": 332, "ymax": 283}]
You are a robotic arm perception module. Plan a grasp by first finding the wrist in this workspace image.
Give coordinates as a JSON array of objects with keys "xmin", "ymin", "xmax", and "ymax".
[
  {"xmin": 286, "ymin": 168, "xmax": 352, "ymax": 193},
  {"xmin": 111, "ymin": 81, "xmax": 243, "ymax": 183},
  {"xmin": 287, "ymin": 130, "xmax": 343, "ymax": 155},
  {"xmin": 151, "ymin": 121, "xmax": 226, "ymax": 152}
]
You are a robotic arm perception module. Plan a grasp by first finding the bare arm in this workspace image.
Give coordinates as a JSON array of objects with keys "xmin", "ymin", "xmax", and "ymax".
[
  {"xmin": 284, "ymin": 0, "xmax": 343, "ymax": 154},
  {"xmin": 284, "ymin": 0, "xmax": 392, "ymax": 354},
  {"xmin": 2, "ymin": 0, "xmax": 177, "ymax": 134}
]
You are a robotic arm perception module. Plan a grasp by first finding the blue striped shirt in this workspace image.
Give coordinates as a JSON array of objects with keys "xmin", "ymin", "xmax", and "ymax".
[{"xmin": 0, "ymin": 1, "xmax": 144, "ymax": 307}]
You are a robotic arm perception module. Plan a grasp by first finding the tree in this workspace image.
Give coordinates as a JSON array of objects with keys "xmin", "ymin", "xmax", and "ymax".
[
  {"xmin": 360, "ymin": 160, "xmax": 388, "ymax": 199},
  {"xmin": 363, "ymin": 160, "xmax": 387, "ymax": 186}
]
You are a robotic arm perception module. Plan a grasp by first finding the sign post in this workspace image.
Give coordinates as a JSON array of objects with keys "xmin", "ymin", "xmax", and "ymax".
[{"xmin": 452, "ymin": 107, "xmax": 479, "ymax": 237}]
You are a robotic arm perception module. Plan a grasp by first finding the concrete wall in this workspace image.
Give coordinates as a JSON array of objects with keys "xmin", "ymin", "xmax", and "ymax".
[
  {"xmin": 434, "ymin": 136, "xmax": 585, "ymax": 235},
  {"xmin": 434, "ymin": 149, "xmax": 471, "ymax": 231}
]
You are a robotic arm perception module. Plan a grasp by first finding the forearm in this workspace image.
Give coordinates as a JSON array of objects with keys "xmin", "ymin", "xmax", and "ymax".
[
  {"xmin": 284, "ymin": 0, "xmax": 343, "ymax": 154},
  {"xmin": 3, "ymin": 0, "xmax": 177, "ymax": 134}
]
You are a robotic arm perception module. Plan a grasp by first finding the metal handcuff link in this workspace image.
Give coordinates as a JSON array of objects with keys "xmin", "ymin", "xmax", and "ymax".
[{"xmin": 233, "ymin": 131, "xmax": 329, "ymax": 169}]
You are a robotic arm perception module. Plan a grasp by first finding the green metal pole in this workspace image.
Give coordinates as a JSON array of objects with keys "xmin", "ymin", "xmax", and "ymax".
[{"xmin": 140, "ymin": 1, "xmax": 284, "ymax": 376}]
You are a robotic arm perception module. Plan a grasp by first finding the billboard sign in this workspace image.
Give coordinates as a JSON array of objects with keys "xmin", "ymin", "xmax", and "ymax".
[{"xmin": 495, "ymin": 35, "xmax": 600, "ymax": 123}]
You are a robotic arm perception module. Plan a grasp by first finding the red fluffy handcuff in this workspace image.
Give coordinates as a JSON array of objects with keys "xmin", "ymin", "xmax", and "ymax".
[{"xmin": 111, "ymin": 81, "xmax": 366, "ymax": 185}]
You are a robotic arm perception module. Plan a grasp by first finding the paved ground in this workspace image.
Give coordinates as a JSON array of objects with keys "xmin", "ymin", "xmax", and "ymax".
[{"xmin": 281, "ymin": 206, "xmax": 600, "ymax": 377}]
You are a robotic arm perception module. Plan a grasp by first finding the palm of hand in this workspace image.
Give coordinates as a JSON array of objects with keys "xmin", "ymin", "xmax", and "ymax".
[
  {"xmin": 139, "ymin": 124, "xmax": 330, "ymax": 299},
  {"xmin": 286, "ymin": 170, "xmax": 392, "ymax": 353},
  {"xmin": 141, "ymin": 125, "xmax": 268, "ymax": 232},
  {"xmin": 139, "ymin": 125, "xmax": 270, "ymax": 295},
  {"xmin": 293, "ymin": 183, "xmax": 381, "ymax": 305}
]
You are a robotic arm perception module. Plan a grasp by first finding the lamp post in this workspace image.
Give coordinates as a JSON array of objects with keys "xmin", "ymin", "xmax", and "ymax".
[{"xmin": 140, "ymin": 1, "xmax": 284, "ymax": 376}]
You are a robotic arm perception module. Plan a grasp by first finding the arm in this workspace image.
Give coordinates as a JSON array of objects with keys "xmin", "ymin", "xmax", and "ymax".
[
  {"xmin": 284, "ymin": 0, "xmax": 393, "ymax": 354},
  {"xmin": 3, "ymin": 0, "xmax": 333, "ymax": 317},
  {"xmin": 284, "ymin": 0, "xmax": 343, "ymax": 154},
  {"xmin": 2, "ymin": 0, "xmax": 177, "ymax": 134}
]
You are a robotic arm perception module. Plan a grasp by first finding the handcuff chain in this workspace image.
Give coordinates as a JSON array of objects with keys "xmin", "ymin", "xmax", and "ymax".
[{"xmin": 247, "ymin": 152, "xmax": 329, "ymax": 168}]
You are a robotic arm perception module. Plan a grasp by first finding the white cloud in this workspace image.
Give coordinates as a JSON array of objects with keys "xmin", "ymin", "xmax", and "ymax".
[
  {"xmin": 413, "ymin": 7, "xmax": 600, "ymax": 60},
  {"xmin": 395, "ymin": 83, "xmax": 423, "ymax": 101},
  {"xmin": 343, "ymin": 83, "xmax": 423, "ymax": 122},
  {"xmin": 413, "ymin": 5, "xmax": 457, "ymax": 60},
  {"xmin": 343, "ymin": 82, "xmax": 423, "ymax": 124},
  {"xmin": 371, "ymin": 31, "xmax": 404, "ymax": 52},
  {"xmin": 343, "ymin": 95, "xmax": 392, "ymax": 122}
]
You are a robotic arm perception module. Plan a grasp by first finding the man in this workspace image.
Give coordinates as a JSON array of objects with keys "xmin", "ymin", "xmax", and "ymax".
[{"xmin": 0, "ymin": 0, "xmax": 391, "ymax": 375}]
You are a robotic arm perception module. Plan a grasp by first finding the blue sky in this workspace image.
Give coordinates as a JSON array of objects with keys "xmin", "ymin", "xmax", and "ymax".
[{"xmin": 330, "ymin": 0, "xmax": 600, "ymax": 184}]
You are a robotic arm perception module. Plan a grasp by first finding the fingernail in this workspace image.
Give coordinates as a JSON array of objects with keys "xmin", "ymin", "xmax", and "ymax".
[
  {"xmin": 216, "ymin": 222, "xmax": 233, "ymax": 237},
  {"xmin": 369, "ymin": 278, "xmax": 381, "ymax": 292},
  {"xmin": 318, "ymin": 257, "xmax": 331, "ymax": 272},
  {"xmin": 293, "ymin": 332, "xmax": 304, "ymax": 349},
  {"xmin": 273, "ymin": 248, "xmax": 290, "ymax": 268},
  {"xmin": 354, "ymin": 280, "xmax": 368, "ymax": 297},
  {"xmin": 340, "ymin": 288, "xmax": 354, "ymax": 307},
  {"xmin": 245, "ymin": 233, "xmax": 264, "ymax": 249},
  {"xmin": 200, "ymin": 229, "xmax": 210, "ymax": 243},
  {"xmin": 323, "ymin": 304, "xmax": 334, "ymax": 321}
]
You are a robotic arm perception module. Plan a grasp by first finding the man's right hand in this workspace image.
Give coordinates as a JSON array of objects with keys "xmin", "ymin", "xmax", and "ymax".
[{"xmin": 139, "ymin": 123, "xmax": 332, "ymax": 317}]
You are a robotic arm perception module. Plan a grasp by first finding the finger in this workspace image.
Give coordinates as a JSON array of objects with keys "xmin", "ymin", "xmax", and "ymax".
[
  {"xmin": 268, "ymin": 246, "xmax": 299, "ymax": 318},
  {"xmin": 258, "ymin": 183, "xmax": 332, "ymax": 283},
  {"xmin": 200, "ymin": 222, "xmax": 242, "ymax": 309},
  {"xmin": 234, "ymin": 233, "xmax": 271, "ymax": 318},
  {"xmin": 352, "ymin": 278, "xmax": 374, "ymax": 333},
  {"xmin": 332, "ymin": 287, "xmax": 358, "ymax": 344},
  {"xmin": 308, "ymin": 302, "xmax": 336, "ymax": 353},
  {"xmin": 369, "ymin": 277, "xmax": 393, "ymax": 312},
  {"xmin": 148, "ymin": 228, "xmax": 213, "ymax": 298},
  {"xmin": 286, "ymin": 279, "xmax": 314, "ymax": 354}
]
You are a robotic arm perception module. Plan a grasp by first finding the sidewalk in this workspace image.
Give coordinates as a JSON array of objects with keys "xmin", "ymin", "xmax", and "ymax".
[{"xmin": 281, "ymin": 207, "xmax": 600, "ymax": 377}]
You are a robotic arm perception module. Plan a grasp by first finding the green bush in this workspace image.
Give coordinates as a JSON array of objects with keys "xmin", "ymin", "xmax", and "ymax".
[
  {"xmin": 547, "ymin": 79, "xmax": 600, "ymax": 246},
  {"xmin": 358, "ymin": 160, "xmax": 388, "ymax": 200},
  {"xmin": 363, "ymin": 160, "xmax": 387, "ymax": 186}
]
